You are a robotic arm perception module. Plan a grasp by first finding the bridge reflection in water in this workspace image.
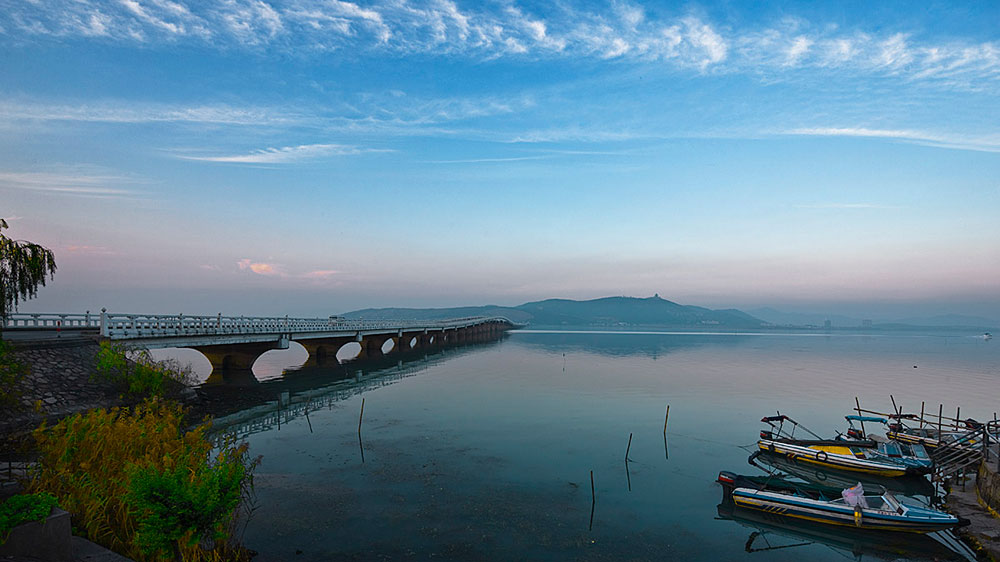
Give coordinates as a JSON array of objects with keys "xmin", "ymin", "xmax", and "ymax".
[{"xmin": 201, "ymin": 337, "xmax": 506, "ymax": 440}]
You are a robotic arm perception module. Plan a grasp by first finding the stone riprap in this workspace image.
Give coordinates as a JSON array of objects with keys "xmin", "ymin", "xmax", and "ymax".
[{"xmin": 1, "ymin": 339, "xmax": 122, "ymax": 437}]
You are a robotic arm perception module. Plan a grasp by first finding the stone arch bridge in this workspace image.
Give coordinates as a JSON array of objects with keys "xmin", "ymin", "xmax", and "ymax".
[{"xmin": 4, "ymin": 311, "xmax": 521, "ymax": 373}]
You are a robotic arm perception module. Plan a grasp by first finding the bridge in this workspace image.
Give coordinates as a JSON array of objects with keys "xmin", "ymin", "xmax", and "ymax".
[{"xmin": 3, "ymin": 311, "xmax": 521, "ymax": 372}]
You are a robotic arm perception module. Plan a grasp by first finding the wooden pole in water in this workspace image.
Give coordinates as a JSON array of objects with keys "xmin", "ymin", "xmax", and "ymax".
[
  {"xmin": 855, "ymin": 397, "xmax": 866, "ymax": 437},
  {"xmin": 589, "ymin": 470, "xmax": 596, "ymax": 531},
  {"xmin": 938, "ymin": 404, "xmax": 943, "ymax": 437},
  {"xmin": 359, "ymin": 398, "xmax": 365, "ymax": 435},
  {"xmin": 663, "ymin": 405, "xmax": 670, "ymax": 434},
  {"xmin": 955, "ymin": 407, "xmax": 960, "ymax": 431},
  {"xmin": 920, "ymin": 401, "xmax": 925, "ymax": 429},
  {"xmin": 890, "ymin": 394, "xmax": 899, "ymax": 416},
  {"xmin": 625, "ymin": 433, "xmax": 633, "ymax": 462}
]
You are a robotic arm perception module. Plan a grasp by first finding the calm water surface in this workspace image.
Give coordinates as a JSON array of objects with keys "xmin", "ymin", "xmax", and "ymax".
[{"xmin": 203, "ymin": 331, "xmax": 998, "ymax": 561}]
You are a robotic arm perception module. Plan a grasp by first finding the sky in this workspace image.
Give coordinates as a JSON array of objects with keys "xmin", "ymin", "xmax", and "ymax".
[{"xmin": 1, "ymin": 0, "xmax": 999, "ymax": 320}]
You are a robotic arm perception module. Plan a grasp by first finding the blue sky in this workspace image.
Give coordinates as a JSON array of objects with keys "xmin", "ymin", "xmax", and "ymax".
[{"xmin": 2, "ymin": 0, "xmax": 998, "ymax": 319}]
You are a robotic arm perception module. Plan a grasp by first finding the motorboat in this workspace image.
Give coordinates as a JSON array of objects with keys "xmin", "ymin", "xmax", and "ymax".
[
  {"xmin": 842, "ymin": 415, "xmax": 934, "ymax": 472},
  {"xmin": 758, "ymin": 415, "xmax": 923, "ymax": 477},
  {"xmin": 750, "ymin": 450, "xmax": 936, "ymax": 498},
  {"xmin": 717, "ymin": 471, "xmax": 967, "ymax": 533},
  {"xmin": 716, "ymin": 500, "xmax": 976, "ymax": 560}
]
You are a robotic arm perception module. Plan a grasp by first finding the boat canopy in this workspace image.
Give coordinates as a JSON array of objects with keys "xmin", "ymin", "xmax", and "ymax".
[{"xmin": 846, "ymin": 415, "xmax": 887, "ymax": 423}]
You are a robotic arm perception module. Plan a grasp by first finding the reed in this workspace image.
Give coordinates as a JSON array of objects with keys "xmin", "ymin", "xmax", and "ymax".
[{"xmin": 29, "ymin": 400, "xmax": 258, "ymax": 562}]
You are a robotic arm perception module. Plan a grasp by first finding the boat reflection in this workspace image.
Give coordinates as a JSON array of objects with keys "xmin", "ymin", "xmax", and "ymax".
[{"xmin": 716, "ymin": 502, "xmax": 974, "ymax": 561}]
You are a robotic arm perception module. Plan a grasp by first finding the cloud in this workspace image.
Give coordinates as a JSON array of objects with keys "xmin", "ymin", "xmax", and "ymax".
[
  {"xmin": 179, "ymin": 143, "xmax": 383, "ymax": 163},
  {"xmin": 0, "ymin": 170, "xmax": 140, "ymax": 197},
  {"xmin": 0, "ymin": 99, "xmax": 297, "ymax": 125},
  {"xmin": 794, "ymin": 203, "xmax": 899, "ymax": 210},
  {"xmin": 301, "ymin": 269, "xmax": 337, "ymax": 279},
  {"xmin": 781, "ymin": 127, "xmax": 1000, "ymax": 153},
  {"xmin": 63, "ymin": 244, "xmax": 117, "ymax": 255},
  {"xmin": 5, "ymin": 2, "xmax": 997, "ymax": 86},
  {"xmin": 237, "ymin": 258, "xmax": 283, "ymax": 275},
  {"xmin": 420, "ymin": 155, "xmax": 549, "ymax": 164}
]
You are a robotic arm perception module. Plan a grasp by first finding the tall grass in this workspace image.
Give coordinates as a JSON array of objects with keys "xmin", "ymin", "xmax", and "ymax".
[
  {"xmin": 94, "ymin": 341, "xmax": 196, "ymax": 400},
  {"xmin": 29, "ymin": 399, "xmax": 259, "ymax": 561}
]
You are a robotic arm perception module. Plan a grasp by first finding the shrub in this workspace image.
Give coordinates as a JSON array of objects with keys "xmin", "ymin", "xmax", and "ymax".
[
  {"xmin": 0, "ymin": 340, "xmax": 28, "ymax": 410},
  {"xmin": 29, "ymin": 399, "xmax": 258, "ymax": 561},
  {"xmin": 0, "ymin": 492, "xmax": 58, "ymax": 543},
  {"xmin": 94, "ymin": 341, "xmax": 195, "ymax": 400}
]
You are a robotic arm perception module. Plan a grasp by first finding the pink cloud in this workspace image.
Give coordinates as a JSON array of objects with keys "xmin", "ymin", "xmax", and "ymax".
[
  {"xmin": 64, "ymin": 244, "xmax": 115, "ymax": 256},
  {"xmin": 237, "ymin": 258, "xmax": 283, "ymax": 276},
  {"xmin": 301, "ymin": 269, "xmax": 338, "ymax": 279}
]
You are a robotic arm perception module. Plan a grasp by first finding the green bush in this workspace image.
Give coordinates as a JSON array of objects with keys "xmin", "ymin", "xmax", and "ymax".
[
  {"xmin": 0, "ymin": 492, "xmax": 58, "ymax": 543},
  {"xmin": 0, "ymin": 340, "xmax": 28, "ymax": 411},
  {"xmin": 127, "ymin": 453, "xmax": 246, "ymax": 559},
  {"xmin": 30, "ymin": 399, "xmax": 259, "ymax": 561},
  {"xmin": 94, "ymin": 341, "xmax": 195, "ymax": 399}
]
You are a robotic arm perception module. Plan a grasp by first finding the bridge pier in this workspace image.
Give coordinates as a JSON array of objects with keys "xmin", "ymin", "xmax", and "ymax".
[
  {"xmin": 298, "ymin": 336, "xmax": 356, "ymax": 366},
  {"xmin": 192, "ymin": 341, "xmax": 287, "ymax": 373}
]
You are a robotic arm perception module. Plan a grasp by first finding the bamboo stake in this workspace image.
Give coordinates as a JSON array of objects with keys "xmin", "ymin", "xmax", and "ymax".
[
  {"xmin": 663, "ymin": 405, "xmax": 670, "ymax": 434},
  {"xmin": 955, "ymin": 407, "xmax": 960, "ymax": 431},
  {"xmin": 304, "ymin": 399, "xmax": 313, "ymax": 434},
  {"xmin": 359, "ymin": 398, "xmax": 365, "ymax": 435},
  {"xmin": 855, "ymin": 397, "xmax": 865, "ymax": 437},
  {"xmin": 625, "ymin": 433, "xmax": 633, "ymax": 462},
  {"xmin": 919, "ymin": 401, "xmax": 925, "ymax": 429},
  {"xmin": 890, "ymin": 394, "xmax": 899, "ymax": 416},
  {"xmin": 938, "ymin": 404, "xmax": 943, "ymax": 437},
  {"xmin": 589, "ymin": 470, "xmax": 595, "ymax": 531}
]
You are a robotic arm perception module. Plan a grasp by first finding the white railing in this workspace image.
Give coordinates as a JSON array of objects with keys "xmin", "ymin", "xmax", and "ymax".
[
  {"xmin": 99, "ymin": 313, "xmax": 514, "ymax": 339},
  {"xmin": 3, "ymin": 312, "xmax": 101, "ymax": 330},
  {"xmin": 5, "ymin": 311, "xmax": 518, "ymax": 339}
]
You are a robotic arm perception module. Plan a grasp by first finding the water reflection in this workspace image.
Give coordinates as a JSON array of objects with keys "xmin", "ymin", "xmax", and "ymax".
[{"xmin": 201, "ymin": 341, "xmax": 505, "ymax": 435}]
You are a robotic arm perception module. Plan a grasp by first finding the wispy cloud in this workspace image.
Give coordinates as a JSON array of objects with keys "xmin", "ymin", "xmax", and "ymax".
[
  {"xmin": 420, "ymin": 155, "xmax": 548, "ymax": 164},
  {"xmin": 794, "ymin": 203, "xmax": 899, "ymax": 210},
  {"xmin": 5, "ymin": 2, "xmax": 998, "ymax": 86},
  {"xmin": 63, "ymin": 244, "xmax": 117, "ymax": 255},
  {"xmin": 180, "ymin": 143, "xmax": 386, "ymax": 163},
  {"xmin": 301, "ymin": 269, "xmax": 337, "ymax": 279},
  {"xmin": 0, "ymin": 100, "xmax": 298, "ymax": 125},
  {"xmin": 782, "ymin": 127, "xmax": 1000, "ymax": 153},
  {"xmin": 0, "ymin": 170, "xmax": 141, "ymax": 198}
]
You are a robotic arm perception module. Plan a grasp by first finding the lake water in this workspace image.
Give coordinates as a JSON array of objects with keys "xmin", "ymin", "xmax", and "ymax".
[{"xmin": 198, "ymin": 330, "xmax": 998, "ymax": 561}]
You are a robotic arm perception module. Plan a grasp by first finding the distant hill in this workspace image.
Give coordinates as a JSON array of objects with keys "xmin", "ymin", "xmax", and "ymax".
[
  {"xmin": 748, "ymin": 308, "xmax": 998, "ymax": 330},
  {"xmin": 344, "ymin": 295, "xmax": 766, "ymax": 329},
  {"xmin": 748, "ymin": 307, "xmax": 863, "ymax": 327},
  {"xmin": 889, "ymin": 314, "xmax": 998, "ymax": 329},
  {"xmin": 342, "ymin": 305, "xmax": 532, "ymax": 324}
]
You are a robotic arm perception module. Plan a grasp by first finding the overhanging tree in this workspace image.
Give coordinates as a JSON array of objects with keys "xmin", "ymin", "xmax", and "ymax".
[{"xmin": 0, "ymin": 218, "xmax": 57, "ymax": 325}]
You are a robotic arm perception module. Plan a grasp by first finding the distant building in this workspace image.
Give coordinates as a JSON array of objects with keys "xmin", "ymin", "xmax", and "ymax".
[
  {"xmin": 824, "ymin": 319, "xmax": 832, "ymax": 330},
  {"xmin": 862, "ymin": 319, "xmax": 873, "ymax": 329}
]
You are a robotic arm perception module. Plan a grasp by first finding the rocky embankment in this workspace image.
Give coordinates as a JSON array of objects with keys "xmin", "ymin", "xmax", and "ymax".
[{"xmin": 1, "ymin": 339, "xmax": 122, "ymax": 439}]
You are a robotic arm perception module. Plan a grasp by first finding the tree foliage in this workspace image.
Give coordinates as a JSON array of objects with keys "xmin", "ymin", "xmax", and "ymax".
[{"xmin": 0, "ymin": 218, "xmax": 57, "ymax": 323}]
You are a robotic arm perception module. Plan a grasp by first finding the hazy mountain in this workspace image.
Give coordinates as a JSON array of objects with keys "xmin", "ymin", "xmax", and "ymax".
[
  {"xmin": 344, "ymin": 295, "xmax": 766, "ymax": 329},
  {"xmin": 748, "ymin": 307, "xmax": 864, "ymax": 327},
  {"xmin": 749, "ymin": 308, "xmax": 998, "ymax": 330},
  {"xmin": 342, "ymin": 305, "xmax": 533, "ymax": 324},
  {"xmin": 889, "ymin": 314, "xmax": 997, "ymax": 329}
]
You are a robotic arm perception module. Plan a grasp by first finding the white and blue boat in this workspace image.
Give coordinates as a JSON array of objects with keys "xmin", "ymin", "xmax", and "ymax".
[
  {"xmin": 758, "ymin": 415, "xmax": 922, "ymax": 477},
  {"xmin": 717, "ymin": 471, "xmax": 966, "ymax": 533}
]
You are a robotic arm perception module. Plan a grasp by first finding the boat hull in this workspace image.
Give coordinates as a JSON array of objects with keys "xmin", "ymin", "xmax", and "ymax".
[
  {"xmin": 730, "ymin": 488, "xmax": 960, "ymax": 533},
  {"xmin": 757, "ymin": 439, "xmax": 914, "ymax": 477}
]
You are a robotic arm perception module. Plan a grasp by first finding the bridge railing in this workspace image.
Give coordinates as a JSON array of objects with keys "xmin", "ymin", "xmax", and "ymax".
[
  {"xmin": 98, "ymin": 312, "xmax": 514, "ymax": 339},
  {"xmin": 5, "ymin": 311, "xmax": 518, "ymax": 339},
  {"xmin": 3, "ymin": 312, "xmax": 101, "ymax": 330}
]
